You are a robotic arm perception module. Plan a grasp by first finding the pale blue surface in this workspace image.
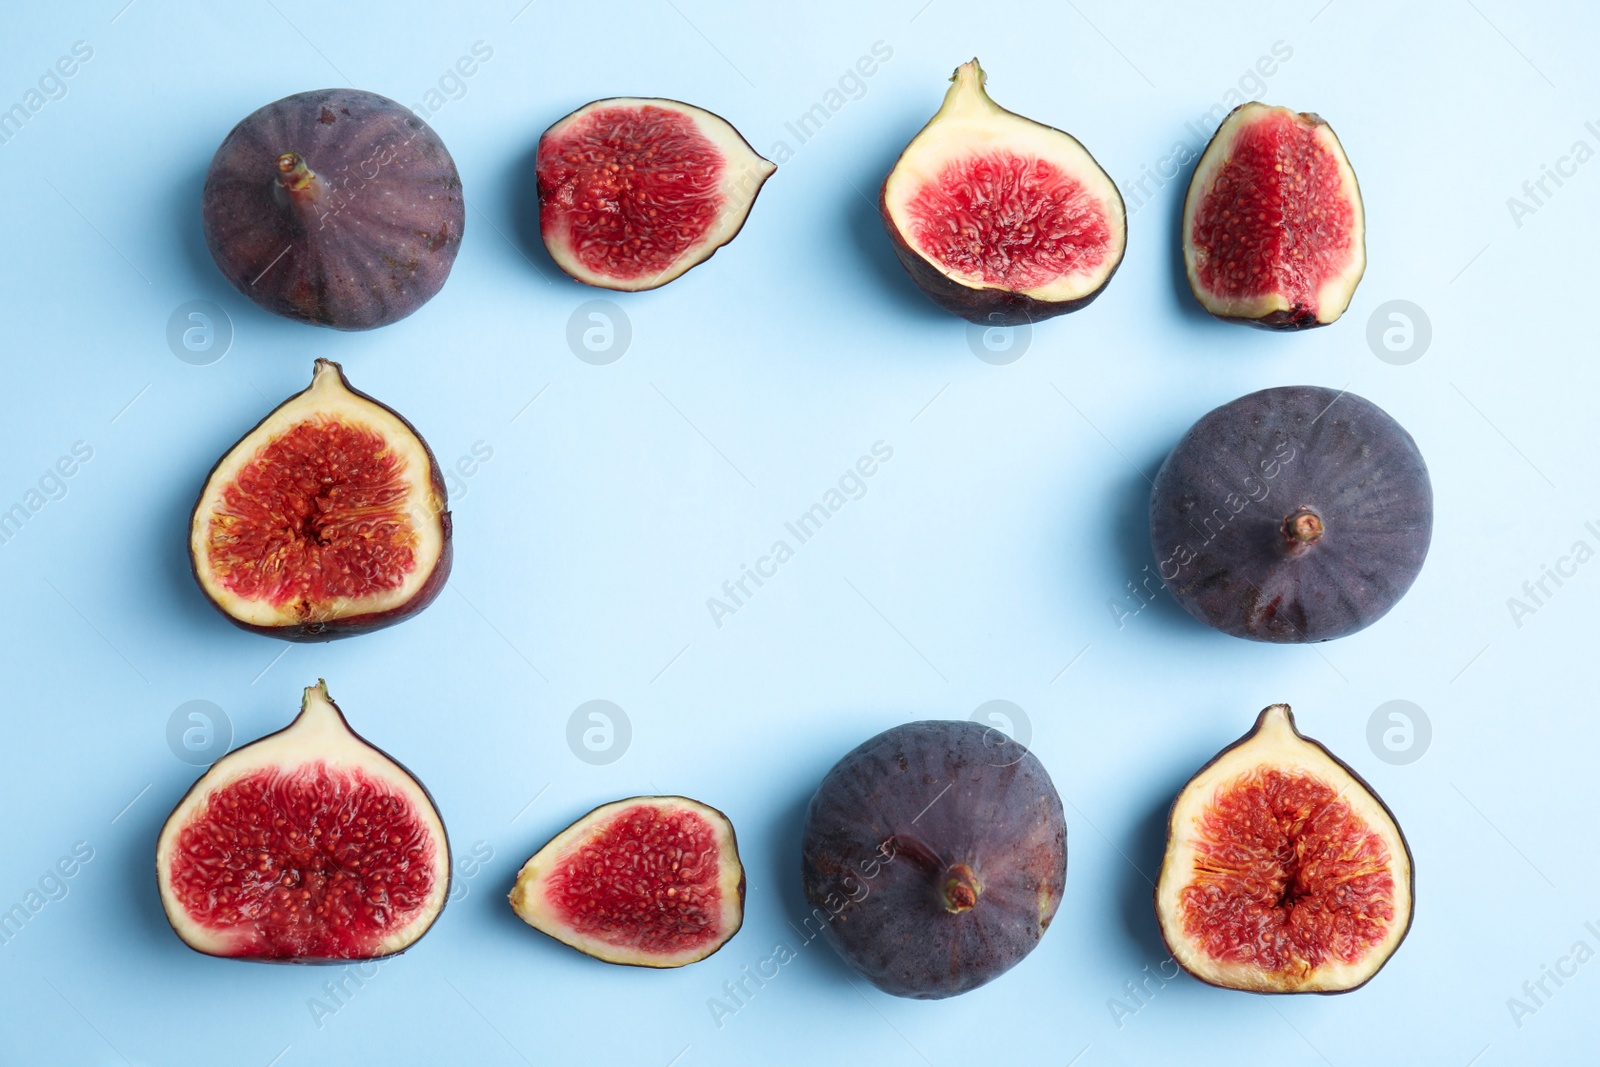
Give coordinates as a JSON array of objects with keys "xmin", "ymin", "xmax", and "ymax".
[{"xmin": 1, "ymin": 1, "xmax": 1597, "ymax": 1063}]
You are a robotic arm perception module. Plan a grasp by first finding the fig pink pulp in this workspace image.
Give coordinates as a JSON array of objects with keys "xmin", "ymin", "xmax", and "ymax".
[
  {"xmin": 167, "ymin": 763, "xmax": 440, "ymax": 960},
  {"xmin": 207, "ymin": 418, "xmax": 418, "ymax": 609},
  {"xmin": 509, "ymin": 796, "xmax": 746, "ymax": 967},
  {"xmin": 1182, "ymin": 103, "xmax": 1365, "ymax": 329},
  {"xmin": 539, "ymin": 106, "xmax": 723, "ymax": 282},
  {"xmin": 902, "ymin": 153, "xmax": 1113, "ymax": 291},
  {"xmin": 535, "ymin": 99, "xmax": 774, "ymax": 291},
  {"xmin": 879, "ymin": 59, "xmax": 1125, "ymax": 326},
  {"xmin": 1156, "ymin": 705, "xmax": 1413, "ymax": 994},
  {"xmin": 1177, "ymin": 768, "xmax": 1396, "ymax": 973},
  {"xmin": 156, "ymin": 682, "xmax": 451, "ymax": 963},
  {"xmin": 544, "ymin": 804, "xmax": 725, "ymax": 956}
]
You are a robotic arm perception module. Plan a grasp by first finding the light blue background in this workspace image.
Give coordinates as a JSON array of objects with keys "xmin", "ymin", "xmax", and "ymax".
[{"xmin": 1, "ymin": 0, "xmax": 1596, "ymax": 1063}]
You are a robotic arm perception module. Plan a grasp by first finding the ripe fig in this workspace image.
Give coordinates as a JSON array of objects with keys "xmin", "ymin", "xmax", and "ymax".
[
  {"xmin": 1156, "ymin": 704, "xmax": 1413, "ymax": 993},
  {"xmin": 800, "ymin": 720, "xmax": 1067, "ymax": 999},
  {"xmin": 189, "ymin": 359, "xmax": 451, "ymax": 641},
  {"xmin": 536, "ymin": 98, "xmax": 774, "ymax": 290},
  {"xmin": 1150, "ymin": 385, "xmax": 1432, "ymax": 642},
  {"xmin": 1182, "ymin": 102, "xmax": 1365, "ymax": 329},
  {"xmin": 880, "ymin": 59, "xmax": 1126, "ymax": 326},
  {"xmin": 509, "ymin": 796, "xmax": 745, "ymax": 967},
  {"xmin": 202, "ymin": 88, "xmax": 464, "ymax": 330},
  {"xmin": 156, "ymin": 681, "xmax": 451, "ymax": 962}
]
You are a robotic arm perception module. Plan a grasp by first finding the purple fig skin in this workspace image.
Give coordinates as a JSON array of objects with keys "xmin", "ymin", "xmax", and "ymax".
[
  {"xmin": 1150, "ymin": 386, "xmax": 1432, "ymax": 642},
  {"xmin": 201, "ymin": 89, "xmax": 464, "ymax": 330},
  {"xmin": 800, "ymin": 720, "xmax": 1067, "ymax": 999},
  {"xmin": 878, "ymin": 185, "xmax": 1123, "ymax": 328},
  {"xmin": 188, "ymin": 362, "xmax": 452, "ymax": 642}
]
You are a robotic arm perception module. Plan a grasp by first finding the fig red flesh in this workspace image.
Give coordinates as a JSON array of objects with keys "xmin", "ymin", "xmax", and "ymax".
[
  {"xmin": 1182, "ymin": 103, "xmax": 1365, "ymax": 329},
  {"xmin": 156, "ymin": 681, "xmax": 451, "ymax": 963},
  {"xmin": 1178, "ymin": 768, "xmax": 1396, "ymax": 972},
  {"xmin": 880, "ymin": 59, "xmax": 1125, "ymax": 326},
  {"xmin": 536, "ymin": 99, "xmax": 774, "ymax": 291},
  {"xmin": 189, "ymin": 360, "xmax": 451, "ymax": 641},
  {"xmin": 902, "ymin": 152, "xmax": 1115, "ymax": 290},
  {"xmin": 169, "ymin": 764, "xmax": 439, "ymax": 959},
  {"xmin": 1156, "ymin": 705, "xmax": 1413, "ymax": 993},
  {"xmin": 208, "ymin": 419, "xmax": 418, "ymax": 607},
  {"xmin": 509, "ymin": 796, "xmax": 745, "ymax": 967}
]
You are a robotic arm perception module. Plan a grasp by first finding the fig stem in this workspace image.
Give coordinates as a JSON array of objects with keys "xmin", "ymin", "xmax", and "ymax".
[
  {"xmin": 940, "ymin": 864, "xmax": 981, "ymax": 913},
  {"xmin": 1283, "ymin": 507, "xmax": 1324, "ymax": 547},
  {"xmin": 276, "ymin": 152, "xmax": 318, "ymax": 194}
]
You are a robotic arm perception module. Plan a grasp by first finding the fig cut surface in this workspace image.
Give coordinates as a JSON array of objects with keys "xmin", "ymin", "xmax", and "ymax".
[
  {"xmin": 1182, "ymin": 102, "xmax": 1365, "ymax": 328},
  {"xmin": 536, "ymin": 98, "xmax": 774, "ymax": 291},
  {"xmin": 881, "ymin": 59, "xmax": 1126, "ymax": 326},
  {"xmin": 156, "ymin": 681, "xmax": 451, "ymax": 963},
  {"xmin": 509, "ymin": 796, "xmax": 745, "ymax": 968},
  {"xmin": 189, "ymin": 359, "xmax": 451, "ymax": 641},
  {"xmin": 1156, "ymin": 705, "xmax": 1413, "ymax": 994}
]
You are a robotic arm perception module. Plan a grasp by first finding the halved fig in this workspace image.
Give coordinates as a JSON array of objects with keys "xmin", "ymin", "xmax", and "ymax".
[
  {"xmin": 801, "ymin": 720, "xmax": 1067, "ymax": 999},
  {"xmin": 536, "ymin": 99, "xmax": 775, "ymax": 290},
  {"xmin": 880, "ymin": 59, "xmax": 1126, "ymax": 326},
  {"xmin": 1149, "ymin": 385, "xmax": 1432, "ymax": 643},
  {"xmin": 1182, "ymin": 102, "xmax": 1365, "ymax": 329},
  {"xmin": 509, "ymin": 796, "xmax": 744, "ymax": 967},
  {"xmin": 189, "ymin": 359, "xmax": 450, "ymax": 641},
  {"xmin": 1156, "ymin": 704, "xmax": 1413, "ymax": 994},
  {"xmin": 202, "ymin": 89, "xmax": 464, "ymax": 330},
  {"xmin": 156, "ymin": 681, "xmax": 451, "ymax": 962}
]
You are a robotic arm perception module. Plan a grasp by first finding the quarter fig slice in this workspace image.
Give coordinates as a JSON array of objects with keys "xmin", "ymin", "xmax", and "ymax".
[
  {"xmin": 202, "ymin": 88, "xmax": 465, "ymax": 330},
  {"xmin": 1182, "ymin": 102, "xmax": 1365, "ymax": 329},
  {"xmin": 509, "ymin": 796, "xmax": 745, "ymax": 967},
  {"xmin": 156, "ymin": 681, "xmax": 451, "ymax": 963},
  {"xmin": 189, "ymin": 359, "xmax": 451, "ymax": 641},
  {"xmin": 880, "ymin": 59, "xmax": 1126, "ymax": 326},
  {"xmin": 536, "ymin": 98, "xmax": 775, "ymax": 291},
  {"xmin": 801, "ymin": 720, "xmax": 1068, "ymax": 999},
  {"xmin": 1156, "ymin": 704, "xmax": 1413, "ymax": 994}
]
